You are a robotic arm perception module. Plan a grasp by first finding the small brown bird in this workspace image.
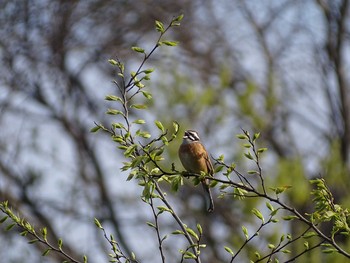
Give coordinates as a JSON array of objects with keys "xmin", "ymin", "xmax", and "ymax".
[{"xmin": 178, "ymin": 130, "xmax": 214, "ymax": 212}]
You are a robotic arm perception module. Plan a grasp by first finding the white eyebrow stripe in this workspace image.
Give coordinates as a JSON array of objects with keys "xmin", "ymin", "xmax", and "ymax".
[{"xmin": 186, "ymin": 130, "xmax": 200, "ymax": 141}]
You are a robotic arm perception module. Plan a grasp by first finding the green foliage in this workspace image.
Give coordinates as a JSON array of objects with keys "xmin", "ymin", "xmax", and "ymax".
[
  {"xmin": 310, "ymin": 178, "xmax": 350, "ymax": 237},
  {"xmin": 0, "ymin": 201, "xmax": 83, "ymax": 263}
]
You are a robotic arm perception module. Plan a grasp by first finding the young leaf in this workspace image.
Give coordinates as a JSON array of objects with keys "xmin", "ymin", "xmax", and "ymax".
[
  {"xmin": 224, "ymin": 246, "xmax": 234, "ymax": 256},
  {"xmin": 141, "ymin": 90, "xmax": 152, "ymax": 99},
  {"xmin": 186, "ymin": 228, "xmax": 199, "ymax": 241},
  {"xmin": 94, "ymin": 218, "xmax": 103, "ymax": 229},
  {"xmin": 5, "ymin": 223, "xmax": 16, "ymax": 231},
  {"xmin": 236, "ymin": 134, "xmax": 248, "ymax": 140},
  {"xmin": 266, "ymin": 202, "xmax": 274, "ymax": 211},
  {"xmin": 28, "ymin": 239, "xmax": 39, "ymax": 244},
  {"xmin": 253, "ymin": 132, "xmax": 260, "ymax": 141},
  {"xmin": 90, "ymin": 126, "xmax": 101, "ymax": 133},
  {"xmin": 146, "ymin": 222, "xmax": 156, "ymax": 229},
  {"xmin": 131, "ymin": 104, "xmax": 147, "ymax": 110},
  {"xmin": 161, "ymin": 40, "xmax": 179, "ymax": 46},
  {"xmin": 108, "ymin": 59, "xmax": 118, "ymax": 65},
  {"xmin": 183, "ymin": 251, "xmax": 196, "ymax": 259},
  {"xmin": 172, "ymin": 14, "xmax": 184, "ymax": 23},
  {"xmin": 244, "ymin": 152, "xmax": 254, "ymax": 160},
  {"xmin": 133, "ymin": 119, "xmax": 146, "ymax": 124},
  {"xmin": 0, "ymin": 216, "xmax": 8, "ymax": 224},
  {"xmin": 268, "ymin": 244, "xmax": 275, "ymax": 249},
  {"xmin": 173, "ymin": 122, "xmax": 179, "ymax": 133},
  {"xmin": 252, "ymin": 208, "xmax": 264, "ymax": 222},
  {"xmin": 105, "ymin": 95, "xmax": 122, "ymax": 101},
  {"xmin": 242, "ymin": 226, "xmax": 249, "ymax": 239},
  {"xmin": 282, "ymin": 215, "xmax": 298, "ymax": 221},
  {"xmin": 172, "ymin": 230, "xmax": 185, "ymax": 235},
  {"xmin": 258, "ymin": 147, "xmax": 268, "ymax": 154},
  {"xmin": 155, "ymin": 20, "xmax": 164, "ymax": 32},
  {"xmin": 196, "ymin": 223, "xmax": 202, "ymax": 235},
  {"xmin": 143, "ymin": 68, "xmax": 154, "ymax": 74},
  {"xmin": 131, "ymin": 46, "xmax": 145, "ymax": 53},
  {"xmin": 303, "ymin": 231, "xmax": 317, "ymax": 239},
  {"xmin": 155, "ymin": 121, "xmax": 165, "ymax": 132},
  {"xmin": 106, "ymin": 109, "xmax": 123, "ymax": 115},
  {"xmin": 42, "ymin": 248, "xmax": 51, "ymax": 256},
  {"xmin": 58, "ymin": 238, "xmax": 63, "ymax": 249}
]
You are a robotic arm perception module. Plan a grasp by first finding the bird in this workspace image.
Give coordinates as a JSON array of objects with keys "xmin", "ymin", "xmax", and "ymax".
[{"xmin": 178, "ymin": 129, "xmax": 214, "ymax": 212}]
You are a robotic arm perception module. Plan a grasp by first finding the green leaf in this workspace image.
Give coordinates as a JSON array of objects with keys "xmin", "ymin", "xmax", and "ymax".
[
  {"xmin": 183, "ymin": 251, "xmax": 196, "ymax": 259},
  {"xmin": 146, "ymin": 222, "xmax": 156, "ymax": 229},
  {"xmin": 42, "ymin": 248, "xmax": 51, "ymax": 256},
  {"xmin": 280, "ymin": 234, "xmax": 285, "ymax": 242},
  {"xmin": 242, "ymin": 226, "xmax": 249, "ymax": 239},
  {"xmin": 268, "ymin": 244, "xmax": 275, "ymax": 249},
  {"xmin": 255, "ymin": 251, "xmax": 261, "ymax": 259},
  {"xmin": 141, "ymin": 90, "xmax": 152, "ymax": 99},
  {"xmin": 258, "ymin": 147, "xmax": 268, "ymax": 153},
  {"xmin": 173, "ymin": 122, "xmax": 179, "ymax": 133},
  {"xmin": 133, "ymin": 119, "xmax": 146, "ymax": 124},
  {"xmin": 224, "ymin": 246, "xmax": 234, "ymax": 256},
  {"xmin": 282, "ymin": 215, "xmax": 298, "ymax": 221},
  {"xmin": 253, "ymin": 132, "xmax": 260, "ymax": 141},
  {"xmin": 131, "ymin": 46, "xmax": 145, "ymax": 53},
  {"xmin": 171, "ymin": 175, "xmax": 182, "ymax": 192},
  {"xmin": 303, "ymin": 231, "xmax": 317, "ymax": 239},
  {"xmin": 244, "ymin": 152, "xmax": 254, "ymax": 160},
  {"xmin": 105, "ymin": 95, "xmax": 122, "ymax": 101},
  {"xmin": 172, "ymin": 230, "xmax": 185, "ymax": 235},
  {"xmin": 28, "ymin": 239, "xmax": 39, "ymax": 244},
  {"xmin": 136, "ymin": 130, "xmax": 151, "ymax": 138},
  {"xmin": 186, "ymin": 228, "xmax": 199, "ymax": 241},
  {"xmin": 266, "ymin": 202, "xmax": 274, "ymax": 211},
  {"xmin": 196, "ymin": 223, "xmax": 202, "ymax": 235},
  {"xmin": 270, "ymin": 185, "xmax": 292, "ymax": 194},
  {"xmin": 90, "ymin": 126, "xmax": 101, "ymax": 133},
  {"xmin": 124, "ymin": 145, "xmax": 137, "ymax": 157},
  {"xmin": 157, "ymin": 206, "xmax": 172, "ymax": 214},
  {"xmin": 143, "ymin": 68, "xmax": 154, "ymax": 74},
  {"xmin": 108, "ymin": 59, "xmax": 118, "ymax": 65},
  {"xmin": 252, "ymin": 208, "xmax": 264, "ymax": 222},
  {"xmin": 131, "ymin": 252, "xmax": 136, "ymax": 260},
  {"xmin": 41, "ymin": 227, "xmax": 47, "ymax": 238},
  {"xmin": 155, "ymin": 121, "xmax": 165, "ymax": 132},
  {"xmin": 161, "ymin": 40, "xmax": 179, "ymax": 46},
  {"xmin": 83, "ymin": 255, "xmax": 88, "ymax": 263},
  {"xmin": 5, "ymin": 223, "xmax": 16, "ymax": 231},
  {"xmin": 58, "ymin": 238, "xmax": 63, "ymax": 249},
  {"xmin": 214, "ymin": 165, "xmax": 224, "ymax": 173},
  {"xmin": 131, "ymin": 104, "xmax": 147, "ymax": 110},
  {"xmin": 0, "ymin": 216, "xmax": 8, "ymax": 223},
  {"xmin": 155, "ymin": 20, "xmax": 164, "ymax": 32},
  {"xmin": 282, "ymin": 249, "xmax": 291, "ymax": 254},
  {"xmin": 20, "ymin": 230, "xmax": 28, "ymax": 236},
  {"xmin": 134, "ymin": 80, "xmax": 145, "ymax": 88},
  {"xmin": 106, "ymin": 109, "xmax": 123, "ymax": 115},
  {"xmin": 94, "ymin": 218, "xmax": 103, "ymax": 229},
  {"xmin": 172, "ymin": 14, "xmax": 184, "ymax": 23},
  {"xmin": 236, "ymin": 134, "xmax": 248, "ymax": 140},
  {"xmin": 112, "ymin": 122, "xmax": 125, "ymax": 130},
  {"xmin": 322, "ymin": 248, "xmax": 337, "ymax": 254}
]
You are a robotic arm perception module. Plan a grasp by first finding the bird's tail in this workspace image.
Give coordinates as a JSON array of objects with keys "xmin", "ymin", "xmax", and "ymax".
[{"xmin": 202, "ymin": 181, "xmax": 214, "ymax": 212}]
